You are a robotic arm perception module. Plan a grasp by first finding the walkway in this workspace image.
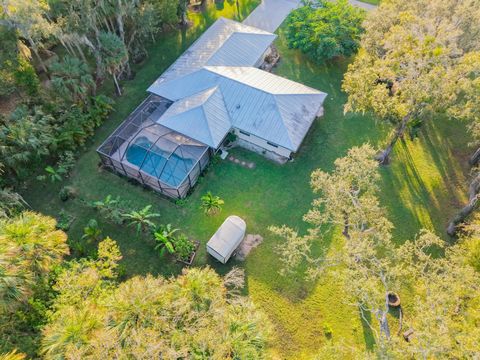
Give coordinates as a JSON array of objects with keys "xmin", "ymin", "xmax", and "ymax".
[{"xmin": 243, "ymin": 0, "xmax": 376, "ymax": 33}]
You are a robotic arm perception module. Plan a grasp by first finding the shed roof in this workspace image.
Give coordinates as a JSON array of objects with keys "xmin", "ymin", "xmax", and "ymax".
[{"xmin": 207, "ymin": 215, "xmax": 246, "ymax": 264}]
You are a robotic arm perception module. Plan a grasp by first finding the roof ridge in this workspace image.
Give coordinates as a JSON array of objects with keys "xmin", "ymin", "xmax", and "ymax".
[
  {"xmin": 270, "ymin": 95, "xmax": 294, "ymax": 149},
  {"xmin": 199, "ymin": 87, "xmax": 230, "ymax": 147},
  {"xmin": 203, "ymin": 66, "xmax": 275, "ymax": 97}
]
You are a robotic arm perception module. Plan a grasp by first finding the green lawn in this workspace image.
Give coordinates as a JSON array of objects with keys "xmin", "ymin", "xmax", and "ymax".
[
  {"xmin": 21, "ymin": 2, "xmax": 470, "ymax": 358},
  {"xmin": 359, "ymin": 0, "xmax": 380, "ymax": 5}
]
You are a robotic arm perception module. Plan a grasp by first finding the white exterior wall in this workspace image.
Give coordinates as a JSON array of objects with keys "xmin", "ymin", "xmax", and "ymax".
[
  {"xmin": 254, "ymin": 47, "xmax": 273, "ymax": 67},
  {"xmin": 233, "ymin": 128, "xmax": 292, "ymax": 163}
]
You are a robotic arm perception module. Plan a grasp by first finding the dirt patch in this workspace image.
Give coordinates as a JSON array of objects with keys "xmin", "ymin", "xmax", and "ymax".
[
  {"xmin": 0, "ymin": 92, "xmax": 22, "ymax": 116},
  {"xmin": 235, "ymin": 234, "xmax": 263, "ymax": 261}
]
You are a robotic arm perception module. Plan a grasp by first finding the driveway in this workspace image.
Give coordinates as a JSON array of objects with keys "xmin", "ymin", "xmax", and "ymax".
[
  {"xmin": 243, "ymin": 0, "xmax": 376, "ymax": 33},
  {"xmin": 242, "ymin": 0, "xmax": 301, "ymax": 32}
]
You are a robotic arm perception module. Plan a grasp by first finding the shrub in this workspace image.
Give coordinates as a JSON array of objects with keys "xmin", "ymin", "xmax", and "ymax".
[
  {"xmin": 14, "ymin": 57, "xmax": 40, "ymax": 96},
  {"xmin": 174, "ymin": 234, "xmax": 196, "ymax": 261},
  {"xmin": 59, "ymin": 186, "xmax": 77, "ymax": 201},
  {"xmin": 323, "ymin": 323, "xmax": 333, "ymax": 339},
  {"xmin": 200, "ymin": 191, "xmax": 224, "ymax": 215},
  {"xmin": 91, "ymin": 195, "xmax": 124, "ymax": 225},
  {"xmin": 56, "ymin": 210, "xmax": 75, "ymax": 231}
]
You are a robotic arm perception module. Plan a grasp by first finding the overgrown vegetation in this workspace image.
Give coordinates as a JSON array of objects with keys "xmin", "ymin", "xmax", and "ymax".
[{"xmin": 1, "ymin": 0, "xmax": 480, "ymax": 358}]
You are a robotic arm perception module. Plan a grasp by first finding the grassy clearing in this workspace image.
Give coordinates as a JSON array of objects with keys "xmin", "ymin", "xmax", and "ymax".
[{"xmin": 21, "ymin": 3, "xmax": 470, "ymax": 358}]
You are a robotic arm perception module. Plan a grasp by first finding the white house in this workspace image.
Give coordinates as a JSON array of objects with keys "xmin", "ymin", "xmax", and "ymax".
[
  {"xmin": 147, "ymin": 17, "xmax": 327, "ymax": 162},
  {"xmin": 98, "ymin": 17, "xmax": 327, "ymax": 198}
]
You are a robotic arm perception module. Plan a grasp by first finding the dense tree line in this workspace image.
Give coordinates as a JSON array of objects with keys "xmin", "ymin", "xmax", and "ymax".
[
  {"xmin": 0, "ymin": 0, "xmax": 187, "ymax": 218},
  {"xmin": 0, "ymin": 213, "xmax": 270, "ymax": 357}
]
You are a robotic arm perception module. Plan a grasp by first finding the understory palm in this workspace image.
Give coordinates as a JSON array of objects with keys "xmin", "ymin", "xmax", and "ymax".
[
  {"xmin": 122, "ymin": 205, "xmax": 160, "ymax": 234},
  {"xmin": 200, "ymin": 192, "xmax": 224, "ymax": 215}
]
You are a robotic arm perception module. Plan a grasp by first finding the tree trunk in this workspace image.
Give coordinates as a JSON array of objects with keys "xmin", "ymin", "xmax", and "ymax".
[
  {"xmin": 376, "ymin": 114, "xmax": 411, "ymax": 165},
  {"xmin": 59, "ymin": 37, "xmax": 75, "ymax": 57},
  {"xmin": 469, "ymin": 146, "xmax": 480, "ymax": 166},
  {"xmin": 112, "ymin": 73, "xmax": 122, "ymax": 96},
  {"xmin": 342, "ymin": 212, "xmax": 350, "ymax": 239},
  {"xmin": 447, "ymin": 172, "xmax": 480, "ymax": 236},
  {"xmin": 379, "ymin": 311, "xmax": 391, "ymax": 340},
  {"xmin": 74, "ymin": 41, "xmax": 88, "ymax": 64},
  {"xmin": 28, "ymin": 37, "xmax": 49, "ymax": 78},
  {"xmin": 81, "ymin": 36, "xmax": 104, "ymax": 81}
]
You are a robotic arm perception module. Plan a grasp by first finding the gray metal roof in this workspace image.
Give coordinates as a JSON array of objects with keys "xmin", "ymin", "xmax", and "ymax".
[
  {"xmin": 155, "ymin": 87, "xmax": 231, "ymax": 148},
  {"xmin": 146, "ymin": 18, "xmax": 327, "ymax": 152},
  {"xmin": 147, "ymin": 17, "xmax": 276, "ymax": 90}
]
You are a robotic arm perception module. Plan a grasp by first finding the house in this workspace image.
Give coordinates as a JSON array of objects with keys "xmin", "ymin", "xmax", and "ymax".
[{"xmin": 97, "ymin": 17, "xmax": 327, "ymax": 199}]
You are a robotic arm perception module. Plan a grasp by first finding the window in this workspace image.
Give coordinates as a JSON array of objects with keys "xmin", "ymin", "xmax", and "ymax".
[
  {"xmin": 267, "ymin": 141, "xmax": 278, "ymax": 148},
  {"xmin": 239, "ymin": 130, "xmax": 250, "ymax": 136}
]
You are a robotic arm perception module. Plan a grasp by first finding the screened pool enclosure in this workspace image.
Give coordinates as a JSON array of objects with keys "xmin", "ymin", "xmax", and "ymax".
[{"xmin": 97, "ymin": 95, "xmax": 210, "ymax": 199}]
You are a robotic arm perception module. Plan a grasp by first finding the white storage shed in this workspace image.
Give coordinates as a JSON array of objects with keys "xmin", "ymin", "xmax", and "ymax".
[{"xmin": 207, "ymin": 215, "xmax": 246, "ymax": 264}]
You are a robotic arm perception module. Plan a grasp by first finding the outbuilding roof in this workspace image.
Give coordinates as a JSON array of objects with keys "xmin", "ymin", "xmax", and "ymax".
[
  {"xmin": 146, "ymin": 17, "xmax": 327, "ymax": 152},
  {"xmin": 207, "ymin": 215, "xmax": 246, "ymax": 264}
]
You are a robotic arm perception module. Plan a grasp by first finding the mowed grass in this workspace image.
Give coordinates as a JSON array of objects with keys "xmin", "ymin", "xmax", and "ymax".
[{"xmin": 21, "ymin": 4, "xmax": 470, "ymax": 359}]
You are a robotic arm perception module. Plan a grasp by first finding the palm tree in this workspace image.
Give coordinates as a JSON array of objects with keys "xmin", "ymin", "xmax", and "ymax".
[
  {"xmin": 122, "ymin": 205, "xmax": 160, "ymax": 234},
  {"xmin": 153, "ymin": 224, "xmax": 179, "ymax": 255},
  {"xmin": 0, "ymin": 349, "xmax": 27, "ymax": 360},
  {"xmin": 50, "ymin": 56, "xmax": 95, "ymax": 105},
  {"xmin": 200, "ymin": 192, "xmax": 224, "ymax": 215},
  {"xmin": 98, "ymin": 32, "xmax": 128, "ymax": 96},
  {"xmin": 0, "ymin": 212, "xmax": 69, "ymax": 278},
  {"xmin": 0, "ymin": 253, "xmax": 30, "ymax": 312},
  {"xmin": 81, "ymin": 219, "xmax": 102, "ymax": 243},
  {"xmin": 0, "ymin": 107, "xmax": 55, "ymax": 176}
]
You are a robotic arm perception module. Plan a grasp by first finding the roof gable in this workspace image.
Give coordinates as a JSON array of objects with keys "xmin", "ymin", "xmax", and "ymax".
[{"xmin": 156, "ymin": 87, "xmax": 231, "ymax": 148}]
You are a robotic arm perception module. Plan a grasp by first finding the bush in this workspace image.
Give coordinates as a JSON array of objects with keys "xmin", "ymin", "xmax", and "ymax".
[
  {"xmin": 14, "ymin": 57, "xmax": 40, "ymax": 97},
  {"xmin": 174, "ymin": 234, "xmax": 196, "ymax": 261},
  {"xmin": 56, "ymin": 210, "xmax": 75, "ymax": 231},
  {"xmin": 323, "ymin": 323, "xmax": 333, "ymax": 339},
  {"xmin": 59, "ymin": 186, "xmax": 77, "ymax": 201}
]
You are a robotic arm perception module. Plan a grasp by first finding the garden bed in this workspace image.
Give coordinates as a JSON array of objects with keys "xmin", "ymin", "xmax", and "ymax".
[{"xmin": 177, "ymin": 240, "xmax": 200, "ymax": 266}]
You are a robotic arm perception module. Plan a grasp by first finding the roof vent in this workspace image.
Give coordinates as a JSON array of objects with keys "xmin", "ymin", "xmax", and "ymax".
[{"xmin": 236, "ymin": 104, "xmax": 241, "ymax": 109}]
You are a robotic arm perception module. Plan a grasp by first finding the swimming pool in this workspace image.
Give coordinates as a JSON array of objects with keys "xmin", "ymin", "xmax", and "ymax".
[{"xmin": 125, "ymin": 136, "xmax": 194, "ymax": 187}]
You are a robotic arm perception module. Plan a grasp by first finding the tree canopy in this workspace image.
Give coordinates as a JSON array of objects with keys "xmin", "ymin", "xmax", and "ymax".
[
  {"xmin": 285, "ymin": 0, "xmax": 365, "ymax": 62},
  {"xmin": 343, "ymin": 0, "xmax": 480, "ymax": 164},
  {"xmin": 41, "ymin": 241, "xmax": 270, "ymax": 359},
  {"xmin": 271, "ymin": 145, "xmax": 480, "ymax": 356}
]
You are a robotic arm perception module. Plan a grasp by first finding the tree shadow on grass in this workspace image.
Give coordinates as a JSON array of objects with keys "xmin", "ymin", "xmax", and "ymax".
[
  {"xmin": 379, "ymin": 118, "xmax": 470, "ymax": 243},
  {"xmin": 358, "ymin": 307, "xmax": 376, "ymax": 350}
]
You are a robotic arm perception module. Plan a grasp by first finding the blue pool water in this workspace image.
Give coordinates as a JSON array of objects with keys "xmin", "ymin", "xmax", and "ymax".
[{"xmin": 126, "ymin": 136, "xmax": 194, "ymax": 187}]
